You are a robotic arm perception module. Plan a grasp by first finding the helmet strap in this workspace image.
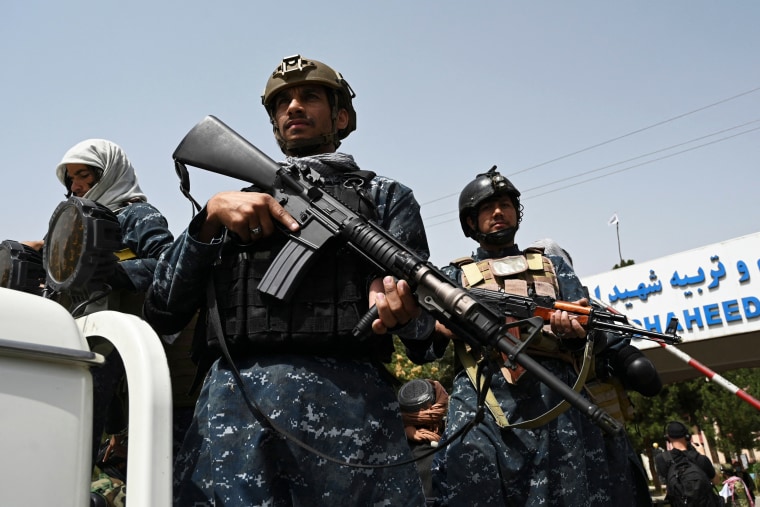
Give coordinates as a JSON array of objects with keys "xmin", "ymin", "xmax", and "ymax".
[
  {"xmin": 473, "ymin": 226, "xmax": 518, "ymax": 247},
  {"xmin": 279, "ymin": 132, "xmax": 339, "ymax": 157}
]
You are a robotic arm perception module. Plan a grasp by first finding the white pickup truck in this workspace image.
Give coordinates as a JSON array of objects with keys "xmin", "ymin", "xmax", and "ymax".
[{"xmin": 0, "ymin": 286, "xmax": 174, "ymax": 506}]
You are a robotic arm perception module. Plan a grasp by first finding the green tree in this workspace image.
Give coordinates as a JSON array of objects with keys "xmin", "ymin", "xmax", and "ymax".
[
  {"xmin": 613, "ymin": 259, "xmax": 635, "ymax": 270},
  {"xmin": 626, "ymin": 379, "xmax": 709, "ymax": 450},
  {"xmin": 700, "ymin": 368, "xmax": 760, "ymax": 459},
  {"xmin": 626, "ymin": 366, "xmax": 760, "ymax": 484},
  {"xmin": 387, "ymin": 335, "xmax": 456, "ymax": 391}
]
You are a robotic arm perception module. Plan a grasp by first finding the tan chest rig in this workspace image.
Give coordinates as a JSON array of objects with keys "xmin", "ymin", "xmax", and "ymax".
[{"xmin": 452, "ymin": 249, "xmax": 597, "ymax": 429}]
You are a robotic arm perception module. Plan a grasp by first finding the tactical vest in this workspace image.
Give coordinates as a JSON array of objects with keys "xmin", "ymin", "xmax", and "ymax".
[
  {"xmin": 209, "ymin": 171, "xmax": 393, "ymax": 361},
  {"xmin": 453, "ymin": 249, "xmax": 634, "ymax": 427},
  {"xmin": 453, "ymin": 248, "xmax": 562, "ymax": 354},
  {"xmin": 454, "ymin": 248, "xmax": 558, "ymax": 295},
  {"xmin": 451, "ymin": 249, "xmax": 597, "ymax": 429}
]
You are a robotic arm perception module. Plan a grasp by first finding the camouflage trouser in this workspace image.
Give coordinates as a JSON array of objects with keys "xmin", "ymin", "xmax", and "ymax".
[
  {"xmin": 91, "ymin": 468, "xmax": 126, "ymax": 507},
  {"xmin": 430, "ymin": 358, "xmax": 652, "ymax": 507},
  {"xmin": 173, "ymin": 354, "xmax": 427, "ymax": 507}
]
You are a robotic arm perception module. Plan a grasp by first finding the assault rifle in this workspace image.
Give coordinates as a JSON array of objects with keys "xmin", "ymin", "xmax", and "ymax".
[
  {"xmin": 467, "ymin": 287, "xmax": 682, "ymax": 345},
  {"xmin": 172, "ymin": 115, "xmax": 623, "ymax": 435}
]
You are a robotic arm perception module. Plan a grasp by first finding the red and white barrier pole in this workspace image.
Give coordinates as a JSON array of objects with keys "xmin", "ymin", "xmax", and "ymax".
[
  {"xmin": 592, "ymin": 298, "xmax": 760, "ymax": 412},
  {"xmin": 654, "ymin": 340, "xmax": 760, "ymax": 411}
]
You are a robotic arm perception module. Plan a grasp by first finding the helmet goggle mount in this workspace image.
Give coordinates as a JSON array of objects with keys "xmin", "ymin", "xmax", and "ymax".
[
  {"xmin": 0, "ymin": 240, "xmax": 46, "ymax": 296},
  {"xmin": 488, "ymin": 168, "xmax": 512, "ymax": 194},
  {"xmin": 43, "ymin": 197, "xmax": 122, "ymax": 311}
]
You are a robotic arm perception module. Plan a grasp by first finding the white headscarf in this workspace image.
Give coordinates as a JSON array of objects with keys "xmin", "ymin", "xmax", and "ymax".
[{"xmin": 55, "ymin": 139, "xmax": 147, "ymax": 212}]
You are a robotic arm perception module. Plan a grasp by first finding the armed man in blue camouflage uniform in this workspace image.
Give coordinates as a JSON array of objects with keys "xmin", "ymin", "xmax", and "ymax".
[
  {"xmin": 429, "ymin": 168, "xmax": 653, "ymax": 506},
  {"xmin": 143, "ymin": 54, "xmax": 434, "ymax": 506}
]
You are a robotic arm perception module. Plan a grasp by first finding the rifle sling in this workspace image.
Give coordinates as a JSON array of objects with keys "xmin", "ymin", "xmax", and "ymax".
[{"xmin": 454, "ymin": 338, "xmax": 594, "ymax": 430}]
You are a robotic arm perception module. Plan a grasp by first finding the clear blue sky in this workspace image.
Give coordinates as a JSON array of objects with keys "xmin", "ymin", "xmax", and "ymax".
[{"xmin": 3, "ymin": 1, "xmax": 759, "ymax": 279}]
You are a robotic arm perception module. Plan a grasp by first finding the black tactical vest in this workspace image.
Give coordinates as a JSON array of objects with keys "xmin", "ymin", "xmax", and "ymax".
[{"xmin": 209, "ymin": 171, "xmax": 394, "ymax": 361}]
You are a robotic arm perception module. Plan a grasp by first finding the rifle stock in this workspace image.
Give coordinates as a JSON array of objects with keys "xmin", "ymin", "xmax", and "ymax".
[
  {"xmin": 171, "ymin": 115, "xmax": 625, "ymax": 435},
  {"xmin": 173, "ymin": 115, "xmax": 281, "ymax": 184}
]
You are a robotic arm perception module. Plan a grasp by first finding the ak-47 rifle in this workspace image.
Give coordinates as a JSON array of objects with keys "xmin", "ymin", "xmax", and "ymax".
[
  {"xmin": 172, "ymin": 115, "xmax": 624, "ymax": 435},
  {"xmin": 467, "ymin": 287, "xmax": 682, "ymax": 345}
]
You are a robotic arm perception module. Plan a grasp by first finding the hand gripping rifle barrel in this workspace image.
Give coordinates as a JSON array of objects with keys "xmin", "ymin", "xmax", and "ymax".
[{"xmin": 172, "ymin": 115, "xmax": 624, "ymax": 436}]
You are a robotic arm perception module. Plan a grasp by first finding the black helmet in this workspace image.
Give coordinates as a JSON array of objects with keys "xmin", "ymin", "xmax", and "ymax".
[
  {"xmin": 458, "ymin": 166, "xmax": 523, "ymax": 246},
  {"xmin": 262, "ymin": 54, "xmax": 356, "ymax": 155}
]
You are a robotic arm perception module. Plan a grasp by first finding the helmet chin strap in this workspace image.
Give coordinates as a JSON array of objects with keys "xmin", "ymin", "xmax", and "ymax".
[{"xmin": 473, "ymin": 226, "xmax": 518, "ymax": 247}]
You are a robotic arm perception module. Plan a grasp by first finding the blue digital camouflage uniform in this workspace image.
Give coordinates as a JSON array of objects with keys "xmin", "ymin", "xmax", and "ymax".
[
  {"xmin": 146, "ymin": 152, "xmax": 431, "ymax": 507},
  {"xmin": 114, "ymin": 201, "xmax": 175, "ymax": 291},
  {"xmin": 430, "ymin": 245, "xmax": 652, "ymax": 507}
]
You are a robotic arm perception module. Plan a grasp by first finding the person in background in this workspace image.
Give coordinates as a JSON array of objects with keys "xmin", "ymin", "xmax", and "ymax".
[
  {"xmin": 720, "ymin": 463, "xmax": 755, "ymax": 507},
  {"xmin": 398, "ymin": 378, "xmax": 449, "ymax": 502},
  {"xmin": 654, "ymin": 420, "xmax": 721, "ymax": 506},
  {"xmin": 733, "ymin": 460, "xmax": 757, "ymax": 501}
]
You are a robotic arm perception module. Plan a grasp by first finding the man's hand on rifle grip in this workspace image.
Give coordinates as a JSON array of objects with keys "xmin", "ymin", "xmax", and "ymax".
[
  {"xmin": 199, "ymin": 191, "xmax": 300, "ymax": 243},
  {"xmin": 369, "ymin": 276, "xmax": 421, "ymax": 334}
]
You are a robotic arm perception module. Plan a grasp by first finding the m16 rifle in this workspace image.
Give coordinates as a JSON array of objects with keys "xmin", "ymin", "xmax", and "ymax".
[{"xmin": 172, "ymin": 115, "xmax": 627, "ymax": 435}]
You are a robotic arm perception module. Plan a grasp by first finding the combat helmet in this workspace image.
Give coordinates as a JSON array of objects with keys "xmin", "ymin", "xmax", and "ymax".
[
  {"xmin": 262, "ymin": 54, "xmax": 356, "ymax": 155},
  {"xmin": 458, "ymin": 166, "xmax": 523, "ymax": 246}
]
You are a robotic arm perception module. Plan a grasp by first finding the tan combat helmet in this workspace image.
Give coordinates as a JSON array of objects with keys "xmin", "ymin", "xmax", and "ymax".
[{"xmin": 262, "ymin": 54, "xmax": 356, "ymax": 155}]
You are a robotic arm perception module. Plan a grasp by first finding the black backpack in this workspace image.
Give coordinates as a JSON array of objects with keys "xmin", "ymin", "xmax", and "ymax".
[{"xmin": 663, "ymin": 449, "xmax": 723, "ymax": 506}]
